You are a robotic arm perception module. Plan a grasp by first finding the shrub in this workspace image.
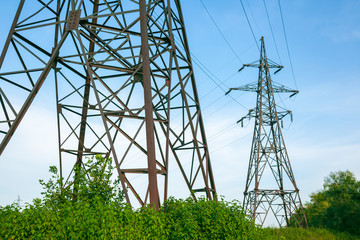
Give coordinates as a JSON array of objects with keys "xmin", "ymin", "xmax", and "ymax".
[{"xmin": 0, "ymin": 156, "xmax": 278, "ymax": 239}]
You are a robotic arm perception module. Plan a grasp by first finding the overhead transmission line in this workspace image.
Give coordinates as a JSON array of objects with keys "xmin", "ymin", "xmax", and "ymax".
[
  {"xmin": 239, "ymin": 0, "xmax": 260, "ymax": 51},
  {"xmin": 200, "ymin": 42, "xmax": 255, "ymax": 100},
  {"xmin": 194, "ymin": 1, "xmax": 298, "ymax": 157},
  {"xmin": 262, "ymin": 0, "xmax": 282, "ymax": 64},
  {"xmin": 278, "ymin": 0, "xmax": 298, "ymax": 90},
  {"xmin": 200, "ymin": 71, "xmax": 238, "ymax": 100},
  {"xmin": 207, "ymin": 123, "xmax": 238, "ymax": 141},
  {"xmin": 245, "ymin": 0, "xmax": 262, "ymax": 38},
  {"xmin": 190, "ymin": 53, "xmax": 248, "ymax": 110},
  {"xmin": 151, "ymin": 11, "xmax": 247, "ymax": 110},
  {"xmin": 152, "ymin": 6, "xmax": 252, "ymax": 159},
  {"xmin": 196, "ymin": 0, "xmax": 257, "ymax": 110},
  {"xmin": 118, "ymin": 2, "xmax": 300, "ymax": 188},
  {"xmin": 199, "ymin": 0, "xmax": 243, "ymax": 64},
  {"xmin": 212, "ymin": 132, "xmax": 252, "ymax": 153}
]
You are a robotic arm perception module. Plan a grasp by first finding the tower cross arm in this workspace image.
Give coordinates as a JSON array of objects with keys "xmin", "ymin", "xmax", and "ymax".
[
  {"xmin": 236, "ymin": 108, "xmax": 256, "ymax": 127},
  {"xmin": 271, "ymin": 83, "xmax": 299, "ymax": 97},
  {"xmin": 225, "ymin": 82, "xmax": 258, "ymax": 95},
  {"xmin": 239, "ymin": 62, "xmax": 283, "ymax": 70}
]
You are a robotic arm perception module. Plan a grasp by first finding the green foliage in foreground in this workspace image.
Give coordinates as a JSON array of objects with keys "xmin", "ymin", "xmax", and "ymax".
[
  {"xmin": 1, "ymin": 157, "xmax": 359, "ymax": 239},
  {"xmin": 0, "ymin": 156, "xmax": 275, "ymax": 239},
  {"xmin": 0, "ymin": 197, "xmax": 280, "ymax": 239},
  {"xmin": 303, "ymin": 170, "xmax": 360, "ymax": 236},
  {"xmin": 267, "ymin": 227, "xmax": 360, "ymax": 240}
]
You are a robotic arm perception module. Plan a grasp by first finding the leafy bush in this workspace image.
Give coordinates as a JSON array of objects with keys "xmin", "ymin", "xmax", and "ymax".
[
  {"xmin": 38, "ymin": 155, "xmax": 124, "ymax": 206},
  {"xmin": 3, "ymin": 157, "xmax": 358, "ymax": 239},
  {"xmin": 0, "ymin": 156, "xmax": 278, "ymax": 239},
  {"xmin": 1, "ymin": 197, "xmax": 280, "ymax": 239},
  {"xmin": 163, "ymin": 196, "xmax": 272, "ymax": 239}
]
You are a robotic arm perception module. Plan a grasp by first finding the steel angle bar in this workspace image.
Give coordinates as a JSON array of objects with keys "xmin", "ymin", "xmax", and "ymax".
[{"xmin": 0, "ymin": 30, "xmax": 70, "ymax": 155}]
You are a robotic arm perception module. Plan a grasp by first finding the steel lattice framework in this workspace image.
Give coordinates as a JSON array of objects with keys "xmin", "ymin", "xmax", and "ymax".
[
  {"xmin": 227, "ymin": 37, "xmax": 307, "ymax": 227},
  {"xmin": 0, "ymin": 0, "xmax": 216, "ymax": 208}
]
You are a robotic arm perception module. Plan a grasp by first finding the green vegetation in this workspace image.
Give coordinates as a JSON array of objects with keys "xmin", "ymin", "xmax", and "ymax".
[
  {"xmin": 0, "ymin": 156, "xmax": 274, "ymax": 239},
  {"xmin": 0, "ymin": 157, "xmax": 359, "ymax": 239},
  {"xmin": 303, "ymin": 170, "xmax": 360, "ymax": 236},
  {"xmin": 268, "ymin": 227, "xmax": 359, "ymax": 240}
]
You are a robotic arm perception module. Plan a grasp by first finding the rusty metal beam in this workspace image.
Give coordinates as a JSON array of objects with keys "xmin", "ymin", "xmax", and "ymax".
[
  {"xmin": 0, "ymin": 0, "xmax": 25, "ymax": 70},
  {"xmin": 139, "ymin": 0, "xmax": 160, "ymax": 209},
  {"xmin": 0, "ymin": 31, "xmax": 69, "ymax": 155}
]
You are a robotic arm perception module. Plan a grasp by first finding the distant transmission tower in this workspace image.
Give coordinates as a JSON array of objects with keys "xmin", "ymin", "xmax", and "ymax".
[
  {"xmin": 226, "ymin": 37, "xmax": 307, "ymax": 227},
  {"xmin": 16, "ymin": 195, "xmax": 22, "ymax": 207},
  {"xmin": 0, "ymin": 0, "xmax": 216, "ymax": 208}
]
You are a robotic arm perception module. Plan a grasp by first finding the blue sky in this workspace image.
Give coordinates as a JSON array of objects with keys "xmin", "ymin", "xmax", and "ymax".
[{"xmin": 0, "ymin": 0, "xmax": 359, "ymax": 215}]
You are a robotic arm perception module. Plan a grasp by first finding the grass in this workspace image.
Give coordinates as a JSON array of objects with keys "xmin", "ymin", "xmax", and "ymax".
[{"xmin": 266, "ymin": 227, "xmax": 360, "ymax": 240}]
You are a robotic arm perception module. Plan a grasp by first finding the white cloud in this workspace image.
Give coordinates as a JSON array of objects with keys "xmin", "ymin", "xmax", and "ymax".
[{"xmin": 0, "ymin": 105, "xmax": 59, "ymax": 206}]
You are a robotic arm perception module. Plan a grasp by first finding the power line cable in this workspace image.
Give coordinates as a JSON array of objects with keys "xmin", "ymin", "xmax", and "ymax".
[
  {"xmin": 199, "ymin": 0, "xmax": 243, "ymax": 64},
  {"xmin": 278, "ymin": 0, "xmax": 298, "ymax": 90},
  {"xmin": 200, "ymin": 70, "xmax": 238, "ymax": 100},
  {"xmin": 239, "ymin": 0, "xmax": 260, "ymax": 51},
  {"xmin": 149, "ymin": 10, "xmax": 251, "ymax": 156},
  {"xmin": 202, "ymin": 94, "xmax": 226, "ymax": 112},
  {"xmin": 207, "ymin": 123, "xmax": 238, "ymax": 141},
  {"xmin": 152, "ymin": 10, "xmax": 248, "ymax": 110},
  {"xmin": 190, "ymin": 53, "xmax": 248, "ymax": 110},
  {"xmin": 200, "ymin": 42, "xmax": 255, "ymax": 100},
  {"xmin": 212, "ymin": 56, "xmax": 238, "ymax": 74},
  {"xmin": 245, "ymin": 0, "xmax": 262, "ymax": 36},
  {"xmin": 212, "ymin": 132, "xmax": 252, "ymax": 153},
  {"xmin": 204, "ymin": 91, "xmax": 246, "ymax": 119},
  {"xmin": 262, "ymin": 0, "xmax": 282, "ymax": 64}
]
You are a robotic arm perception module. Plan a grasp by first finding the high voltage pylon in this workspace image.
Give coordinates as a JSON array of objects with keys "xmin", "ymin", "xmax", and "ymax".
[
  {"xmin": 0, "ymin": 0, "xmax": 216, "ymax": 208},
  {"xmin": 226, "ymin": 37, "xmax": 307, "ymax": 227}
]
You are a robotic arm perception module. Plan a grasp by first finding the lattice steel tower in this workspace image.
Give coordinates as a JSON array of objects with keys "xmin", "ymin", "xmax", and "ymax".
[
  {"xmin": 226, "ymin": 37, "xmax": 307, "ymax": 227},
  {"xmin": 0, "ymin": 0, "xmax": 216, "ymax": 208}
]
